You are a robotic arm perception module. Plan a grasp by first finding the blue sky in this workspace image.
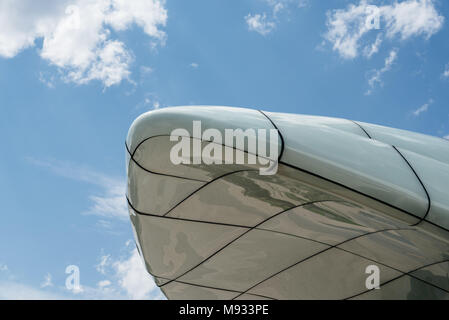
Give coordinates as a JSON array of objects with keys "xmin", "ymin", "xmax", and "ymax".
[{"xmin": 0, "ymin": 0, "xmax": 448, "ymax": 299}]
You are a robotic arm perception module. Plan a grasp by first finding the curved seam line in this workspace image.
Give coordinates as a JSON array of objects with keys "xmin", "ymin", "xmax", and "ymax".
[
  {"xmin": 345, "ymin": 259, "xmax": 449, "ymax": 299},
  {"xmin": 126, "ymin": 142, "xmax": 208, "ymax": 183},
  {"xmin": 158, "ymin": 278, "xmax": 277, "ymax": 300},
  {"xmin": 232, "ymin": 227, "xmax": 414, "ymax": 300},
  {"xmin": 333, "ymin": 250, "xmax": 449, "ymax": 296},
  {"xmin": 127, "ymin": 124, "xmax": 448, "ymax": 232},
  {"xmin": 157, "ymin": 227, "xmax": 446, "ymax": 299},
  {"xmin": 137, "ymin": 203, "xmax": 447, "ymax": 298},
  {"xmin": 278, "ymin": 160, "xmax": 449, "ymax": 234},
  {"xmin": 346, "ymin": 122, "xmax": 431, "ymax": 227},
  {"xmin": 127, "ymin": 196, "xmax": 253, "ymax": 229},
  {"xmin": 162, "ymin": 169, "xmax": 259, "ymax": 217},
  {"xmin": 130, "ymin": 134, "xmax": 175, "ymax": 158},
  {"xmin": 392, "ymin": 146, "xmax": 432, "ymax": 227},
  {"xmin": 351, "ymin": 120, "xmax": 372, "ymax": 139},
  {"xmin": 158, "ymin": 199, "xmax": 339, "ymax": 289},
  {"xmin": 129, "ymin": 134, "xmax": 277, "ymax": 163},
  {"xmin": 254, "ymin": 228, "xmax": 337, "ymax": 247},
  {"xmin": 137, "ymin": 202, "xmax": 351, "ymax": 284},
  {"xmin": 145, "ymin": 221, "xmax": 407, "ymax": 287},
  {"xmin": 258, "ymin": 110, "xmax": 285, "ymax": 160},
  {"xmin": 255, "ymin": 229, "xmax": 418, "ymax": 274},
  {"xmin": 126, "ymin": 196, "xmax": 354, "ymax": 232},
  {"xmin": 128, "ymin": 137, "xmax": 447, "ymax": 232}
]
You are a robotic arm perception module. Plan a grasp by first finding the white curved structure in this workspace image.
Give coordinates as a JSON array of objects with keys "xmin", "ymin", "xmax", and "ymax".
[{"xmin": 126, "ymin": 106, "xmax": 449, "ymax": 300}]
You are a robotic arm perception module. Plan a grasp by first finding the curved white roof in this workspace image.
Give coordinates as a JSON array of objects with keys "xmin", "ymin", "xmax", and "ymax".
[{"xmin": 126, "ymin": 106, "xmax": 449, "ymax": 299}]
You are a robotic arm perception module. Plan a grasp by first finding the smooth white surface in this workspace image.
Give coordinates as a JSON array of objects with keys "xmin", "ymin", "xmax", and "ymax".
[{"xmin": 266, "ymin": 111, "xmax": 429, "ymax": 218}]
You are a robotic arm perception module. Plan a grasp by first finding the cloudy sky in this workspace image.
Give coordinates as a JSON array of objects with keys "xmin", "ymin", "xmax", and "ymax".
[{"xmin": 1, "ymin": 0, "xmax": 449, "ymax": 299}]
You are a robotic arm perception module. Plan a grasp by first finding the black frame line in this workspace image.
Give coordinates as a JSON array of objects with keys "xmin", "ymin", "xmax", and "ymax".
[
  {"xmin": 254, "ymin": 117, "xmax": 431, "ymax": 229},
  {"xmin": 126, "ymin": 121, "xmax": 449, "ymax": 233},
  {"xmin": 132, "ymin": 191, "xmax": 448, "ymax": 299},
  {"xmin": 158, "ymin": 256, "xmax": 449, "ymax": 300},
  {"xmin": 279, "ymin": 160, "xmax": 449, "ymax": 234},
  {"xmin": 352, "ymin": 120, "xmax": 432, "ymax": 227},
  {"xmin": 126, "ymin": 141, "xmax": 208, "ymax": 183},
  {"xmin": 345, "ymin": 259, "xmax": 449, "ymax": 299},
  {"xmin": 128, "ymin": 134, "xmax": 278, "ymax": 168},
  {"xmin": 155, "ymin": 277, "xmax": 277, "ymax": 300},
  {"xmin": 392, "ymin": 145, "xmax": 432, "ymax": 226},
  {"xmin": 231, "ymin": 227, "xmax": 414, "ymax": 300},
  {"xmin": 271, "ymin": 117, "xmax": 447, "ymax": 233},
  {"xmin": 128, "ymin": 108, "xmax": 283, "ymax": 159},
  {"xmin": 126, "ymin": 133, "xmax": 280, "ymax": 183},
  {"xmin": 152, "ymin": 227, "xmax": 449, "ymax": 299},
  {"xmin": 158, "ymin": 199, "xmax": 340, "ymax": 289},
  {"xmin": 258, "ymin": 109, "xmax": 285, "ymax": 160},
  {"xmin": 131, "ymin": 194, "xmax": 412, "ymax": 287},
  {"xmin": 162, "ymin": 168, "xmax": 261, "ymax": 217},
  {"xmin": 124, "ymin": 115, "xmax": 449, "ymax": 300},
  {"xmin": 127, "ymin": 196, "xmax": 252, "ymax": 229},
  {"xmin": 351, "ymin": 120, "xmax": 372, "ymax": 139}
]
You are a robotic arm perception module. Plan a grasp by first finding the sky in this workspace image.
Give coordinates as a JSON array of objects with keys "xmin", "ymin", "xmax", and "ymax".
[{"xmin": 0, "ymin": 0, "xmax": 449, "ymax": 299}]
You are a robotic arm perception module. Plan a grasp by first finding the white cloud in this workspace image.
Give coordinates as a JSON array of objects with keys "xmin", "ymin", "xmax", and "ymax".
[
  {"xmin": 28, "ymin": 158, "xmax": 128, "ymax": 220},
  {"xmin": 98, "ymin": 280, "xmax": 111, "ymax": 288},
  {"xmin": 137, "ymin": 93, "xmax": 162, "ymax": 110},
  {"xmin": 0, "ymin": 243, "xmax": 163, "ymax": 300},
  {"xmin": 0, "ymin": 0, "xmax": 167, "ymax": 87},
  {"xmin": 325, "ymin": 0, "xmax": 444, "ymax": 59},
  {"xmin": 94, "ymin": 243, "xmax": 163, "ymax": 300},
  {"xmin": 444, "ymin": 135, "xmax": 449, "ymax": 140},
  {"xmin": 113, "ymin": 248, "xmax": 159, "ymax": 299},
  {"xmin": 245, "ymin": 0, "xmax": 309, "ymax": 35},
  {"xmin": 68, "ymin": 40, "xmax": 133, "ymax": 87},
  {"xmin": 413, "ymin": 99, "xmax": 433, "ymax": 116},
  {"xmin": 245, "ymin": 13, "xmax": 276, "ymax": 36},
  {"xmin": 38, "ymin": 72, "xmax": 57, "ymax": 88},
  {"xmin": 363, "ymin": 34, "xmax": 382, "ymax": 58},
  {"xmin": 383, "ymin": 0, "xmax": 444, "ymax": 40},
  {"xmin": 41, "ymin": 273, "xmax": 53, "ymax": 288},
  {"xmin": 189, "ymin": 62, "xmax": 199, "ymax": 68},
  {"xmin": 366, "ymin": 48, "xmax": 398, "ymax": 94},
  {"xmin": 0, "ymin": 264, "xmax": 8, "ymax": 272},
  {"xmin": 96, "ymin": 254, "xmax": 112, "ymax": 276},
  {"xmin": 140, "ymin": 66, "xmax": 153, "ymax": 75}
]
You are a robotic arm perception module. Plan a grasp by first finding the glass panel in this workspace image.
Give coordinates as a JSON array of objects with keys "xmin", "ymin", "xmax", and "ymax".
[
  {"xmin": 166, "ymin": 167, "xmax": 345, "ymax": 227},
  {"xmin": 130, "ymin": 213, "xmax": 247, "ymax": 279},
  {"xmin": 248, "ymin": 248, "xmax": 400, "ymax": 300},
  {"xmin": 234, "ymin": 294, "xmax": 273, "ymax": 300},
  {"xmin": 162, "ymin": 281, "xmax": 239, "ymax": 300},
  {"xmin": 259, "ymin": 201, "xmax": 410, "ymax": 246},
  {"xmin": 351, "ymin": 275, "xmax": 449, "ymax": 300},
  {"xmin": 127, "ymin": 159, "xmax": 205, "ymax": 215},
  {"xmin": 154, "ymin": 277, "xmax": 170, "ymax": 286},
  {"xmin": 411, "ymin": 261, "xmax": 449, "ymax": 292},
  {"xmin": 178, "ymin": 229, "xmax": 328, "ymax": 292},
  {"xmin": 339, "ymin": 223, "xmax": 449, "ymax": 272},
  {"xmin": 134, "ymin": 136, "xmax": 261, "ymax": 181}
]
